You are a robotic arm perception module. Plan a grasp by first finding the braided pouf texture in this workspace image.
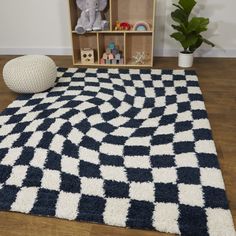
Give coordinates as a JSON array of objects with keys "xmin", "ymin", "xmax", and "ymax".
[{"xmin": 3, "ymin": 55, "xmax": 57, "ymax": 93}]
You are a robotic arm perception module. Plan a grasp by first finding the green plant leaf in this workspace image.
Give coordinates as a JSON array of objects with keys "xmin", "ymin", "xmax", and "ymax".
[
  {"xmin": 171, "ymin": 32, "xmax": 199, "ymax": 51},
  {"xmin": 171, "ymin": 9, "xmax": 188, "ymax": 24},
  {"xmin": 171, "ymin": 24, "xmax": 187, "ymax": 34},
  {"xmin": 202, "ymin": 38, "xmax": 215, "ymax": 47},
  {"xmin": 187, "ymin": 17, "xmax": 209, "ymax": 33},
  {"xmin": 181, "ymin": 33, "xmax": 199, "ymax": 51},
  {"xmin": 189, "ymin": 36, "xmax": 203, "ymax": 52},
  {"xmin": 179, "ymin": 0, "xmax": 196, "ymax": 16},
  {"xmin": 173, "ymin": 3, "xmax": 184, "ymax": 11},
  {"xmin": 170, "ymin": 32, "xmax": 185, "ymax": 42}
]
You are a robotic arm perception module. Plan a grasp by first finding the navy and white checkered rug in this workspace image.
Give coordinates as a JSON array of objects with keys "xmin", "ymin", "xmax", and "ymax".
[{"xmin": 0, "ymin": 68, "xmax": 235, "ymax": 235}]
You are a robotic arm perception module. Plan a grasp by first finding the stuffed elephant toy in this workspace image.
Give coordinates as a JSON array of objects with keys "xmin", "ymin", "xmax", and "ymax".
[{"xmin": 75, "ymin": 0, "xmax": 108, "ymax": 34}]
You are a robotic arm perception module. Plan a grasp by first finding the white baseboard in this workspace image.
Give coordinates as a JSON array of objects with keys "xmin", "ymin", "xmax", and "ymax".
[
  {"xmin": 0, "ymin": 47, "xmax": 236, "ymax": 58},
  {"xmin": 155, "ymin": 48, "xmax": 236, "ymax": 58},
  {"xmin": 0, "ymin": 47, "xmax": 72, "ymax": 56}
]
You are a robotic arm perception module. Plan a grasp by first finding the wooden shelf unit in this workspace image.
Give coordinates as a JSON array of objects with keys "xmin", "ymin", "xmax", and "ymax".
[{"xmin": 68, "ymin": 0, "xmax": 156, "ymax": 67}]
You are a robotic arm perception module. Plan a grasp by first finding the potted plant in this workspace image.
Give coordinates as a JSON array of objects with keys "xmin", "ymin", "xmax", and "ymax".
[{"xmin": 170, "ymin": 0, "xmax": 215, "ymax": 68}]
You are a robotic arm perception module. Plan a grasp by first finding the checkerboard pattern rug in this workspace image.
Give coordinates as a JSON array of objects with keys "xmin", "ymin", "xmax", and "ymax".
[{"xmin": 0, "ymin": 68, "xmax": 235, "ymax": 235}]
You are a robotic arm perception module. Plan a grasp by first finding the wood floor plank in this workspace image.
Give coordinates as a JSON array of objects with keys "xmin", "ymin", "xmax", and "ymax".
[{"xmin": 0, "ymin": 56, "xmax": 235, "ymax": 236}]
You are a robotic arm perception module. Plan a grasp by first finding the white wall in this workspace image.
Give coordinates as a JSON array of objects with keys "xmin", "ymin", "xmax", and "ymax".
[
  {"xmin": 0, "ymin": 0, "xmax": 71, "ymax": 55},
  {"xmin": 0, "ymin": 0, "xmax": 235, "ymax": 57}
]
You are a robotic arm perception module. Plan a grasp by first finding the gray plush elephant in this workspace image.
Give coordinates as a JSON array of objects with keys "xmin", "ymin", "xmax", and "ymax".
[{"xmin": 75, "ymin": 0, "xmax": 108, "ymax": 34}]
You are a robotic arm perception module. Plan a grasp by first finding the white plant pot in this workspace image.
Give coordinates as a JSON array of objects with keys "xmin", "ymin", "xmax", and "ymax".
[{"xmin": 178, "ymin": 52, "xmax": 194, "ymax": 68}]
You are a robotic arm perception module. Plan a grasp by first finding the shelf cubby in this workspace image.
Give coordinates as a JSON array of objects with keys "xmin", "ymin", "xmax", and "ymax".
[
  {"xmin": 98, "ymin": 33, "xmax": 125, "ymax": 64},
  {"xmin": 68, "ymin": 0, "xmax": 156, "ymax": 68},
  {"xmin": 110, "ymin": 0, "xmax": 155, "ymax": 31},
  {"xmin": 126, "ymin": 33, "xmax": 153, "ymax": 66},
  {"xmin": 68, "ymin": 0, "xmax": 110, "ymax": 31},
  {"xmin": 72, "ymin": 34, "xmax": 99, "ymax": 65}
]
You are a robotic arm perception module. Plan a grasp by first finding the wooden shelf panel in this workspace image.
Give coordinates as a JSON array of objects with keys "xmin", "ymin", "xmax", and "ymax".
[
  {"xmin": 73, "ymin": 62, "xmax": 152, "ymax": 68},
  {"xmin": 68, "ymin": 0, "xmax": 78, "ymax": 31},
  {"xmin": 126, "ymin": 59, "xmax": 152, "ymax": 66},
  {"xmin": 72, "ymin": 31, "xmax": 153, "ymax": 34}
]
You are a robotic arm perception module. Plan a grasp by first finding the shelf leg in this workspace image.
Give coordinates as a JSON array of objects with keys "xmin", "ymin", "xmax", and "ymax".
[{"xmin": 124, "ymin": 33, "xmax": 127, "ymax": 65}]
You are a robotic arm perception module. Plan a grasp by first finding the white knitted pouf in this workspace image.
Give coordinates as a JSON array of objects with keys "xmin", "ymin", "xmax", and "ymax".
[{"xmin": 3, "ymin": 55, "xmax": 57, "ymax": 93}]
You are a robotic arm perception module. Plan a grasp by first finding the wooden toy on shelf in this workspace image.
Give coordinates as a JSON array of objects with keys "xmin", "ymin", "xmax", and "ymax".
[
  {"xmin": 114, "ymin": 21, "xmax": 132, "ymax": 31},
  {"xmin": 101, "ymin": 42, "xmax": 124, "ymax": 65},
  {"xmin": 81, "ymin": 48, "xmax": 95, "ymax": 64},
  {"xmin": 112, "ymin": 48, "xmax": 119, "ymax": 55},
  {"xmin": 109, "ymin": 54, "xmax": 114, "ymax": 60},
  {"xmin": 132, "ymin": 52, "xmax": 146, "ymax": 65},
  {"xmin": 108, "ymin": 42, "xmax": 116, "ymax": 50},
  {"xmin": 106, "ymin": 48, "xmax": 111, "ymax": 54},
  {"xmin": 115, "ymin": 53, "xmax": 121, "ymax": 60},
  {"xmin": 133, "ymin": 21, "xmax": 151, "ymax": 31}
]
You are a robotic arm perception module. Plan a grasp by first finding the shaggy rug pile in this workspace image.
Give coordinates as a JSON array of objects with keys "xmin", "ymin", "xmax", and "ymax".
[{"xmin": 0, "ymin": 68, "xmax": 235, "ymax": 235}]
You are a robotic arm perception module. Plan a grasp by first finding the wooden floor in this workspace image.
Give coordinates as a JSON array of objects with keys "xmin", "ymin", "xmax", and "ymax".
[{"xmin": 0, "ymin": 56, "xmax": 235, "ymax": 236}]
